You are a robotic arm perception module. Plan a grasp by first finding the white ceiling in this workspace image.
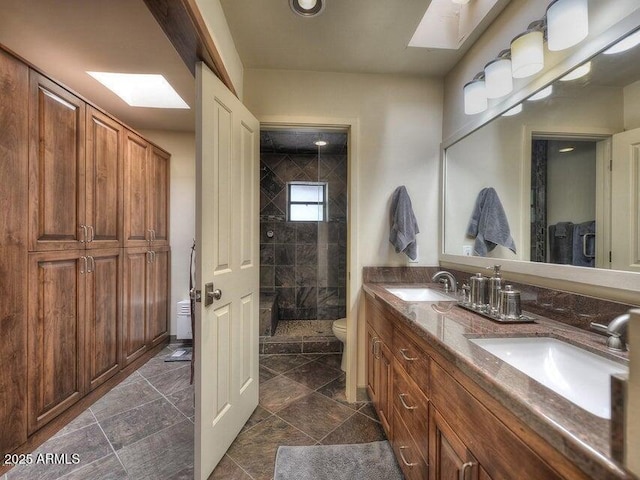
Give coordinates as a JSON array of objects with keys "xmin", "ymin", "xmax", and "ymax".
[{"xmin": 0, "ymin": 0, "xmax": 509, "ymax": 133}]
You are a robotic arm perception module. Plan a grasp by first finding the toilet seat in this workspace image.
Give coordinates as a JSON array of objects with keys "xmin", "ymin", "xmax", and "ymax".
[{"xmin": 333, "ymin": 317, "xmax": 347, "ymax": 332}]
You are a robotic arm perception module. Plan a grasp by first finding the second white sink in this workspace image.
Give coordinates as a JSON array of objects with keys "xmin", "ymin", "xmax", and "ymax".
[
  {"xmin": 384, "ymin": 287, "xmax": 455, "ymax": 302},
  {"xmin": 470, "ymin": 336, "xmax": 628, "ymax": 419}
]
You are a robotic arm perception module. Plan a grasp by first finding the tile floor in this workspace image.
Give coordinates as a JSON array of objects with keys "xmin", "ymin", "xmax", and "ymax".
[{"xmin": 5, "ymin": 348, "xmax": 384, "ymax": 480}]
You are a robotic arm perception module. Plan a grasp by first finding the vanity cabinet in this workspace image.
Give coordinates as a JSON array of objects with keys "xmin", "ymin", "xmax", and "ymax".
[{"xmin": 364, "ymin": 292, "xmax": 591, "ymax": 480}]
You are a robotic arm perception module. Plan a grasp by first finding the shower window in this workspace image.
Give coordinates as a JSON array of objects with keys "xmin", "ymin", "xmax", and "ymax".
[{"xmin": 287, "ymin": 182, "xmax": 328, "ymax": 222}]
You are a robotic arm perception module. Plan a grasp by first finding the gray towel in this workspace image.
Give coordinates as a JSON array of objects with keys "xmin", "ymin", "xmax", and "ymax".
[
  {"xmin": 389, "ymin": 186, "xmax": 419, "ymax": 260},
  {"xmin": 466, "ymin": 187, "xmax": 516, "ymax": 256},
  {"xmin": 549, "ymin": 223, "xmax": 574, "ymax": 264}
]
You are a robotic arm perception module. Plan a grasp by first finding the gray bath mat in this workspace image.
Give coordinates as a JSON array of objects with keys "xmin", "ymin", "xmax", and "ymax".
[
  {"xmin": 274, "ymin": 441, "xmax": 403, "ymax": 480},
  {"xmin": 164, "ymin": 348, "xmax": 192, "ymax": 362}
]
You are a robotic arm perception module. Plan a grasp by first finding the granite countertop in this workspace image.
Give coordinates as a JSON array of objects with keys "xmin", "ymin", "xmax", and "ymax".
[{"xmin": 363, "ymin": 282, "xmax": 633, "ymax": 480}]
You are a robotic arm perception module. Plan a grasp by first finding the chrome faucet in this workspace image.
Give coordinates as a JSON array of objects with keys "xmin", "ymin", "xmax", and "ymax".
[
  {"xmin": 431, "ymin": 271, "xmax": 458, "ymax": 293},
  {"xmin": 590, "ymin": 313, "xmax": 630, "ymax": 351}
]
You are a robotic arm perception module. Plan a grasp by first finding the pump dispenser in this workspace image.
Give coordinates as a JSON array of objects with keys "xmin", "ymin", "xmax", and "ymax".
[{"xmin": 488, "ymin": 265, "xmax": 503, "ymax": 315}]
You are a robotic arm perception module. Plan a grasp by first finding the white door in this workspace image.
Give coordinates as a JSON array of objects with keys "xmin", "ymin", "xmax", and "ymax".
[
  {"xmin": 195, "ymin": 62, "xmax": 260, "ymax": 480},
  {"xmin": 611, "ymin": 128, "xmax": 640, "ymax": 272}
]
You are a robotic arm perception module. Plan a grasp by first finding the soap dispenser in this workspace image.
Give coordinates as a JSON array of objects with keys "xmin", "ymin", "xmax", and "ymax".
[{"xmin": 487, "ymin": 265, "xmax": 503, "ymax": 315}]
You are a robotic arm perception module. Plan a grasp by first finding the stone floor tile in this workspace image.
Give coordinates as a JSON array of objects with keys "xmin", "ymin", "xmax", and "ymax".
[
  {"xmin": 91, "ymin": 380, "xmax": 162, "ymax": 422},
  {"xmin": 276, "ymin": 392, "xmax": 354, "ymax": 440},
  {"xmin": 166, "ymin": 386, "xmax": 195, "ymax": 418},
  {"xmin": 259, "ymin": 375, "xmax": 313, "ymax": 413},
  {"xmin": 57, "ymin": 454, "xmax": 128, "ymax": 480},
  {"xmin": 240, "ymin": 406, "xmax": 273, "ymax": 434},
  {"xmin": 283, "ymin": 361, "xmax": 342, "ymax": 390},
  {"xmin": 53, "ymin": 409, "xmax": 97, "ymax": 438},
  {"xmin": 145, "ymin": 365, "xmax": 192, "ymax": 397},
  {"xmin": 320, "ymin": 411, "xmax": 386, "ymax": 445},
  {"xmin": 208, "ymin": 455, "xmax": 252, "ymax": 480}
]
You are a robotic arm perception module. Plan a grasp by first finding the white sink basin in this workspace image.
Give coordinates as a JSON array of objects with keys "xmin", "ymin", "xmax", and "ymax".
[
  {"xmin": 470, "ymin": 337, "xmax": 628, "ymax": 419},
  {"xmin": 384, "ymin": 287, "xmax": 455, "ymax": 302}
]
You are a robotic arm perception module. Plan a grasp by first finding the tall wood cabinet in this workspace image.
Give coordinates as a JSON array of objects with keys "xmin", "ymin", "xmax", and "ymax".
[{"xmin": 0, "ymin": 45, "xmax": 171, "ymax": 455}]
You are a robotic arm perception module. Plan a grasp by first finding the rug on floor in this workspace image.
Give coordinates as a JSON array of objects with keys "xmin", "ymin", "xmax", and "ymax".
[{"xmin": 273, "ymin": 441, "xmax": 403, "ymax": 480}]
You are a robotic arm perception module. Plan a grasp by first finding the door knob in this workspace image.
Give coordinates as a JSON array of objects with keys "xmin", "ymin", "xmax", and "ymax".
[{"xmin": 204, "ymin": 283, "xmax": 222, "ymax": 306}]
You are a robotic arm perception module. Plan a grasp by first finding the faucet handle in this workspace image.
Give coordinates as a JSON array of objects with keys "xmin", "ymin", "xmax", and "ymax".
[
  {"xmin": 590, "ymin": 322, "xmax": 618, "ymax": 336},
  {"xmin": 439, "ymin": 278, "xmax": 450, "ymax": 292}
]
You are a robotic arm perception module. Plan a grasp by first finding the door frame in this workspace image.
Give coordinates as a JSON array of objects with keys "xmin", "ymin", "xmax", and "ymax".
[{"xmin": 260, "ymin": 115, "xmax": 360, "ymax": 402}]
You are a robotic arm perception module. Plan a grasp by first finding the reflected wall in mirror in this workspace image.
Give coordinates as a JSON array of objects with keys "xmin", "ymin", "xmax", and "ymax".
[{"xmin": 444, "ymin": 27, "xmax": 640, "ymax": 273}]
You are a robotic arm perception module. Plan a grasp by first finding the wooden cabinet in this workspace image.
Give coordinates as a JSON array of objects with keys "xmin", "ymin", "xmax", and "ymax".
[
  {"xmin": 393, "ymin": 408, "xmax": 430, "ymax": 480},
  {"xmin": 85, "ymin": 249, "xmax": 122, "ymax": 392},
  {"xmin": 366, "ymin": 299, "xmax": 393, "ymax": 437},
  {"xmin": 122, "ymin": 246, "xmax": 170, "ymax": 366},
  {"xmin": 0, "ymin": 48, "xmax": 29, "ymax": 455},
  {"xmin": 28, "ymin": 71, "xmax": 86, "ymax": 252},
  {"xmin": 27, "ymin": 252, "xmax": 86, "ymax": 434},
  {"xmin": 85, "ymin": 107, "xmax": 124, "ymax": 249},
  {"xmin": 124, "ymin": 132, "xmax": 169, "ymax": 247}
]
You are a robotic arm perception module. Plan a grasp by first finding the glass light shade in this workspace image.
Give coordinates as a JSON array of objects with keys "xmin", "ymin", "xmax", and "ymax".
[
  {"xmin": 298, "ymin": 0, "xmax": 317, "ymax": 9},
  {"xmin": 464, "ymin": 79, "xmax": 487, "ymax": 115},
  {"xmin": 511, "ymin": 30, "xmax": 544, "ymax": 78},
  {"xmin": 560, "ymin": 61, "xmax": 591, "ymax": 81},
  {"xmin": 451, "ymin": 0, "xmax": 471, "ymax": 4},
  {"xmin": 484, "ymin": 58, "xmax": 513, "ymax": 99},
  {"xmin": 604, "ymin": 30, "xmax": 640, "ymax": 55},
  {"xmin": 527, "ymin": 85, "xmax": 553, "ymax": 101},
  {"xmin": 547, "ymin": 0, "xmax": 589, "ymax": 51},
  {"xmin": 502, "ymin": 104, "xmax": 523, "ymax": 117}
]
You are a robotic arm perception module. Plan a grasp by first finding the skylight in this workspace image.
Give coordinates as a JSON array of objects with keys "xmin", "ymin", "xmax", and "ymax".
[{"xmin": 87, "ymin": 72, "xmax": 189, "ymax": 109}]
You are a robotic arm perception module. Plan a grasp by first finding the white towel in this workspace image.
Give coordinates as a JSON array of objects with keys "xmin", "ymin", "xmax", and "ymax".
[
  {"xmin": 466, "ymin": 187, "xmax": 516, "ymax": 256},
  {"xmin": 389, "ymin": 186, "xmax": 419, "ymax": 260}
]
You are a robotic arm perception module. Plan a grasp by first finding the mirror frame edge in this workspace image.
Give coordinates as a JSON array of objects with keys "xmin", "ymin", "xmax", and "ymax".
[{"xmin": 439, "ymin": 8, "xmax": 640, "ymax": 304}]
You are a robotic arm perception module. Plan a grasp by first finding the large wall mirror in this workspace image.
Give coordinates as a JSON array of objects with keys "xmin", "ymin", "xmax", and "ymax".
[{"xmin": 443, "ymin": 22, "xmax": 640, "ymax": 293}]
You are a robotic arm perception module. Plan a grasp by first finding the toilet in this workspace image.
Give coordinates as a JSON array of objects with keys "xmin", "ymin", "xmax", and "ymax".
[{"xmin": 332, "ymin": 318, "xmax": 347, "ymax": 371}]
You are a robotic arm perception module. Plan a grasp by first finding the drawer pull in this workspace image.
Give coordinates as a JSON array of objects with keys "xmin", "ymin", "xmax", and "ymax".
[
  {"xmin": 459, "ymin": 461, "xmax": 476, "ymax": 480},
  {"xmin": 398, "ymin": 393, "xmax": 417, "ymax": 410},
  {"xmin": 399, "ymin": 446, "xmax": 418, "ymax": 467},
  {"xmin": 399, "ymin": 348, "xmax": 418, "ymax": 361}
]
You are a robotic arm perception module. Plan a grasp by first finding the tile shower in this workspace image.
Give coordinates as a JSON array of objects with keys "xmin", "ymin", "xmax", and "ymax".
[{"xmin": 259, "ymin": 130, "xmax": 347, "ymax": 340}]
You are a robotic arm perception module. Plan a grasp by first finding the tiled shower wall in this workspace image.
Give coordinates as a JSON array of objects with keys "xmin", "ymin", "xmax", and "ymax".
[{"xmin": 260, "ymin": 153, "xmax": 347, "ymax": 321}]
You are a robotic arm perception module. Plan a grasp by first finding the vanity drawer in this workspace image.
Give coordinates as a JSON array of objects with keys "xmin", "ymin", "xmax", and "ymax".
[
  {"xmin": 393, "ymin": 360, "xmax": 428, "ymax": 461},
  {"xmin": 392, "ymin": 407, "xmax": 429, "ymax": 480},
  {"xmin": 367, "ymin": 294, "xmax": 393, "ymax": 341},
  {"xmin": 393, "ymin": 328, "xmax": 429, "ymax": 394}
]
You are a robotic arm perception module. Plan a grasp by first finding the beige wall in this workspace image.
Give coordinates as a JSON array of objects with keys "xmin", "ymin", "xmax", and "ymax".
[
  {"xmin": 443, "ymin": 0, "xmax": 640, "ymax": 141},
  {"xmin": 624, "ymin": 80, "xmax": 640, "ymax": 130},
  {"xmin": 140, "ymin": 130, "xmax": 196, "ymax": 337},
  {"xmin": 243, "ymin": 68, "xmax": 444, "ymax": 386}
]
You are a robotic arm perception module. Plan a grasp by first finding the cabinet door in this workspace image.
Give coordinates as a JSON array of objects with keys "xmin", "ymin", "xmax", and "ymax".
[
  {"xmin": 85, "ymin": 249, "xmax": 121, "ymax": 391},
  {"xmin": 86, "ymin": 107, "xmax": 123, "ymax": 249},
  {"xmin": 378, "ymin": 341, "xmax": 393, "ymax": 437},
  {"xmin": 28, "ymin": 251, "xmax": 86, "ymax": 434},
  {"xmin": 430, "ymin": 406, "xmax": 479, "ymax": 480},
  {"xmin": 148, "ymin": 146, "xmax": 170, "ymax": 245},
  {"xmin": 0, "ymin": 48, "xmax": 29, "ymax": 454},
  {"xmin": 147, "ymin": 247, "xmax": 170, "ymax": 347},
  {"xmin": 366, "ymin": 325, "xmax": 379, "ymax": 405},
  {"xmin": 122, "ymin": 247, "xmax": 148, "ymax": 365},
  {"xmin": 28, "ymin": 71, "xmax": 86, "ymax": 251},
  {"xmin": 124, "ymin": 131, "xmax": 150, "ymax": 247}
]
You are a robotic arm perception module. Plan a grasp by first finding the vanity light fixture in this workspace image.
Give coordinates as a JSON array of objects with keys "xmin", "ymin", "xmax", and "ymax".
[
  {"xmin": 314, "ymin": 140, "xmax": 327, "ymax": 146},
  {"xmin": 604, "ymin": 29, "xmax": 640, "ymax": 55},
  {"xmin": 290, "ymin": 0, "xmax": 325, "ymax": 17},
  {"xmin": 527, "ymin": 85, "xmax": 553, "ymax": 101},
  {"xmin": 484, "ymin": 50, "xmax": 513, "ymax": 99},
  {"xmin": 560, "ymin": 61, "xmax": 591, "ymax": 81},
  {"xmin": 511, "ymin": 22, "xmax": 545, "ymax": 79},
  {"xmin": 463, "ymin": 73, "xmax": 488, "ymax": 115},
  {"xmin": 502, "ymin": 104, "xmax": 522, "ymax": 117},
  {"xmin": 546, "ymin": 0, "xmax": 588, "ymax": 51}
]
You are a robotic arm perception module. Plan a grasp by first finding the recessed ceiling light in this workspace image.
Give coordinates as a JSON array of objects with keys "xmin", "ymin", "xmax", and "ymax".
[
  {"xmin": 528, "ymin": 85, "xmax": 553, "ymax": 101},
  {"xmin": 315, "ymin": 140, "xmax": 327, "ymax": 146},
  {"xmin": 560, "ymin": 61, "xmax": 591, "ymax": 81},
  {"xmin": 559, "ymin": 147, "xmax": 575, "ymax": 153},
  {"xmin": 290, "ymin": 0, "xmax": 324, "ymax": 17},
  {"xmin": 604, "ymin": 30, "xmax": 640, "ymax": 55},
  {"xmin": 87, "ymin": 72, "xmax": 189, "ymax": 109},
  {"xmin": 502, "ymin": 104, "xmax": 523, "ymax": 117}
]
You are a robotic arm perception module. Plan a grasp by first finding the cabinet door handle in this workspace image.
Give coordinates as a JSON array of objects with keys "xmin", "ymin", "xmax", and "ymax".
[
  {"xmin": 80, "ymin": 256, "xmax": 87, "ymax": 274},
  {"xmin": 87, "ymin": 256, "xmax": 95, "ymax": 273},
  {"xmin": 459, "ymin": 461, "xmax": 476, "ymax": 480},
  {"xmin": 152, "ymin": 251, "xmax": 156, "ymax": 263},
  {"xmin": 370, "ymin": 336, "xmax": 378, "ymax": 355},
  {"xmin": 148, "ymin": 229, "xmax": 153, "ymax": 246},
  {"xmin": 152, "ymin": 229, "xmax": 157, "ymax": 241},
  {"xmin": 399, "ymin": 446, "xmax": 418, "ymax": 467},
  {"xmin": 88, "ymin": 225, "xmax": 94, "ymax": 243},
  {"xmin": 399, "ymin": 348, "xmax": 418, "ymax": 361},
  {"xmin": 398, "ymin": 393, "xmax": 417, "ymax": 410},
  {"xmin": 146, "ymin": 251, "xmax": 152, "ymax": 264},
  {"xmin": 79, "ymin": 225, "xmax": 87, "ymax": 243},
  {"xmin": 374, "ymin": 340, "xmax": 381, "ymax": 359}
]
